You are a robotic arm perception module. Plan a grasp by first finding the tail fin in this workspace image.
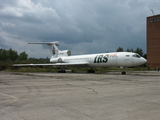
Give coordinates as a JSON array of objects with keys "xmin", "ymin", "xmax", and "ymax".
[
  {"xmin": 48, "ymin": 42, "xmax": 59, "ymax": 57},
  {"xmin": 28, "ymin": 41, "xmax": 59, "ymax": 57}
]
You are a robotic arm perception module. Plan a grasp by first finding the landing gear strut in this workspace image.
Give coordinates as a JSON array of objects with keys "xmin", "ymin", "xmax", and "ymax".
[
  {"xmin": 58, "ymin": 68, "xmax": 66, "ymax": 73},
  {"xmin": 87, "ymin": 69, "xmax": 95, "ymax": 73},
  {"xmin": 122, "ymin": 67, "xmax": 126, "ymax": 75}
]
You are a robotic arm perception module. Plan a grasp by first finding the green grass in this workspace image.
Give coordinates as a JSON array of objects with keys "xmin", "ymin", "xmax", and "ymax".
[
  {"xmin": 5, "ymin": 66, "xmax": 152, "ymax": 73},
  {"xmin": 5, "ymin": 67, "xmax": 57, "ymax": 72}
]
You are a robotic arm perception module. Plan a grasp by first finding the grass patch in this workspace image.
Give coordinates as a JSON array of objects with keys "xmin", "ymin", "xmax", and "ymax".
[
  {"xmin": 5, "ymin": 66, "xmax": 151, "ymax": 73},
  {"xmin": 5, "ymin": 66, "xmax": 57, "ymax": 72}
]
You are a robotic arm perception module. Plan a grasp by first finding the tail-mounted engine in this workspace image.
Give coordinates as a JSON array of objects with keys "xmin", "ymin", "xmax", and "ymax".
[
  {"xmin": 50, "ymin": 57, "xmax": 64, "ymax": 63},
  {"xmin": 50, "ymin": 50, "xmax": 71, "ymax": 63},
  {"xmin": 58, "ymin": 50, "xmax": 71, "ymax": 56}
]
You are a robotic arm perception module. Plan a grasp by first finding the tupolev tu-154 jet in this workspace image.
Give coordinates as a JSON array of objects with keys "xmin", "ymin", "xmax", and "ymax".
[{"xmin": 13, "ymin": 41, "xmax": 147, "ymax": 74}]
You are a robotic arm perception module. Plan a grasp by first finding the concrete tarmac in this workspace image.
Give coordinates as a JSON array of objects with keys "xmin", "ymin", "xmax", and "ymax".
[{"xmin": 0, "ymin": 71, "xmax": 160, "ymax": 120}]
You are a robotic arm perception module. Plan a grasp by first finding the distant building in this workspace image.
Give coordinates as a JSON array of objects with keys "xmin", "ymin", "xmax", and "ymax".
[{"xmin": 147, "ymin": 14, "xmax": 160, "ymax": 68}]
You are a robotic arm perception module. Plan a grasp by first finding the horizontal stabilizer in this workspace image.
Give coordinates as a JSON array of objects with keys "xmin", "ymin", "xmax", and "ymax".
[
  {"xmin": 28, "ymin": 41, "xmax": 60, "ymax": 57},
  {"xmin": 12, "ymin": 64, "xmax": 54, "ymax": 66},
  {"xmin": 28, "ymin": 41, "xmax": 59, "ymax": 46}
]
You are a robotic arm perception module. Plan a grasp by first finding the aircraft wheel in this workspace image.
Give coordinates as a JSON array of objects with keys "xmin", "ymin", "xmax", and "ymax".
[
  {"xmin": 87, "ymin": 70, "xmax": 95, "ymax": 73},
  {"xmin": 122, "ymin": 71, "xmax": 126, "ymax": 75},
  {"xmin": 58, "ymin": 68, "xmax": 66, "ymax": 73}
]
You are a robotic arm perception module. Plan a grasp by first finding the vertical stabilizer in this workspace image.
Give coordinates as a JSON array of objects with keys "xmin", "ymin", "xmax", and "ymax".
[
  {"xmin": 28, "ymin": 41, "xmax": 60, "ymax": 57},
  {"xmin": 48, "ymin": 42, "xmax": 59, "ymax": 57}
]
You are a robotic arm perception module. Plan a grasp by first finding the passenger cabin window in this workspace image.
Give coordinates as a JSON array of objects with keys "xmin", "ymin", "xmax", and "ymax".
[
  {"xmin": 157, "ymin": 17, "xmax": 160, "ymax": 22},
  {"xmin": 132, "ymin": 54, "xmax": 140, "ymax": 58}
]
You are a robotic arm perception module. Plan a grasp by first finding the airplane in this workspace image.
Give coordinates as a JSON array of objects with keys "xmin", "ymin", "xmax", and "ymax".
[{"xmin": 13, "ymin": 41, "xmax": 147, "ymax": 74}]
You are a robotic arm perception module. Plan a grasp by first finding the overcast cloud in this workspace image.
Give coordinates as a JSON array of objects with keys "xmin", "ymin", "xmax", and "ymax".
[{"xmin": 0, "ymin": 0, "xmax": 160, "ymax": 58}]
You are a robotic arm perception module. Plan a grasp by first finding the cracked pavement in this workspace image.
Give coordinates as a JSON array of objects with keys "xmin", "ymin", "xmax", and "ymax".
[{"xmin": 0, "ymin": 71, "xmax": 160, "ymax": 120}]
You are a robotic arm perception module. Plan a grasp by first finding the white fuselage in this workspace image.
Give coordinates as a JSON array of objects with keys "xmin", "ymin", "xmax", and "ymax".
[
  {"xmin": 13, "ymin": 41, "xmax": 147, "ymax": 73},
  {"xmin": 50, "ymin": 52, "xmax": 147, "ymax": 67}
]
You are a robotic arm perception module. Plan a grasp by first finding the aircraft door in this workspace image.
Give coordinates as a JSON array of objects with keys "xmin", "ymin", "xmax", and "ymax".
[
  {"xmin": 118, "ymin": 54, "xmax": 131, "ymax": 67},
  {"xmin": 124, "ymin": 55, "xmax": 131, "ymax": 66}
]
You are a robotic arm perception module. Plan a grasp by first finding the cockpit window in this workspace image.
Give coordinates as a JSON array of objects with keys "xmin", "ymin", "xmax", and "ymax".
[{"xmin": 132, "ymin": 54, "xmax": 141, "ymax": 58}]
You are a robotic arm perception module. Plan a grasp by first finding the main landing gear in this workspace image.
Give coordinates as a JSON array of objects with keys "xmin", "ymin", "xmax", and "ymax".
[
  {"xmin": 58, "ymin": 68, "xmax": 66, "ymax": 73},
  {"xmin": 87, "ymin": 69, "xmax": 95, "ymax": 73},
  {"xmin": 121, "ymin": 67, "xmax": 126, "ymax": 75}
]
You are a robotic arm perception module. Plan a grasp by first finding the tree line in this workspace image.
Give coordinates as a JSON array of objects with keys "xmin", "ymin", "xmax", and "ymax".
[
  {"xmin": 116, "ymin": 47, "xmax": 147, "ymax": 59},
  {"xmin": 0, "ymin": 48, "xmax": 28, "ymax": 61},
  {"xmin": 0, "ymin": 47, "xmax": 146, "ymax": 70},
  {"xmin": 0, "ymin": 48, "xmax": 49, "ymax": 70}
]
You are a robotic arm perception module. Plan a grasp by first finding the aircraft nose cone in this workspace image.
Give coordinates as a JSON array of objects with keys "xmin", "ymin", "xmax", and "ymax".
[{"xmin": 140, "ymin": 57, "xmax": 147, "ymax": 64}]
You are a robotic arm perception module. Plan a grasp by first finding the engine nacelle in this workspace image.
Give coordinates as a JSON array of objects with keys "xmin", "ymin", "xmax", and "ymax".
[
  {"xmin": 58, "ymin": 50, "xmax": 71, "ymax": 56},
  {"xmin": 50, "ymin": 50, "xmax": 71, "ymax": 63},
  {"xmin": 50, "ymin": 57, "xmax": 64, "ymax": 63}
]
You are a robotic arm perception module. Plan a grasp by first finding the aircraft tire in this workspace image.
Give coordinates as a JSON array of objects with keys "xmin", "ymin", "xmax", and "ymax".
[
  {"xmin": 58, "ymin": 70, "xmax": 66, "ymax": 73},
  {"xmin": 122, "ymin": 71, "xmax": 126, "ymax": 75},
  {"xmin": 87, "ymin": 70, "xmax": 95, "ymax": 73}
]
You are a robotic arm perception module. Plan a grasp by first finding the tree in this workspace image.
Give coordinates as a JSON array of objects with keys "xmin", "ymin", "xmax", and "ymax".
[
  {"xmin": 126, "ymin": 48, "xmax": 133, "ymax": 52},
  {"xmin": 18, "ymin": 52, "xmax": 28, "ymax": 61},
  {"xmin": 7, "ymin": 48, "xmax": 18, "ymax": 61},
  {"xmin": 134, "ymin": 47, "xmax": 143, "ymax": 56},
  {"xmin": 116, "ymin": 47, "xmax": 124, "ymax": 52},
  {"xmin": 0, "ymin": 49, "xmax": 7, "ymax": 61},
  {"xmin": 0, "ymin": 48, "xmax": 18, "ymax": 61},
  {"xmin": 143, "ymin": 54, "xmax": 147, "ymax": 59}
]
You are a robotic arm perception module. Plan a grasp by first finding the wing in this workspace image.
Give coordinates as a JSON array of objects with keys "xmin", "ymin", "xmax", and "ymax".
[
  {"xmin": 53, "ymin": 62, "xmax": 89, "ymax": 67},
  {"xmin": 12, "ymin": 64, "xmax": 54, "ymax": 66},
  {"xmin": 12, "ymin": 62, "xmax": 89, "ymax": 67}
]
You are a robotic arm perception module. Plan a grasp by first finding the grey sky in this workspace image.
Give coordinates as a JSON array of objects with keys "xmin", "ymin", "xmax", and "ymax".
[{"xmin": 0, "ymin": 0, "xmax": 160, "ymax": 58}]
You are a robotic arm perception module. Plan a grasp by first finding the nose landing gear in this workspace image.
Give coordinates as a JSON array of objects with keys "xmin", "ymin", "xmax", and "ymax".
[{"xmin": 121, "ymin": 67, "xmax": 126, "ymax": 75}]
